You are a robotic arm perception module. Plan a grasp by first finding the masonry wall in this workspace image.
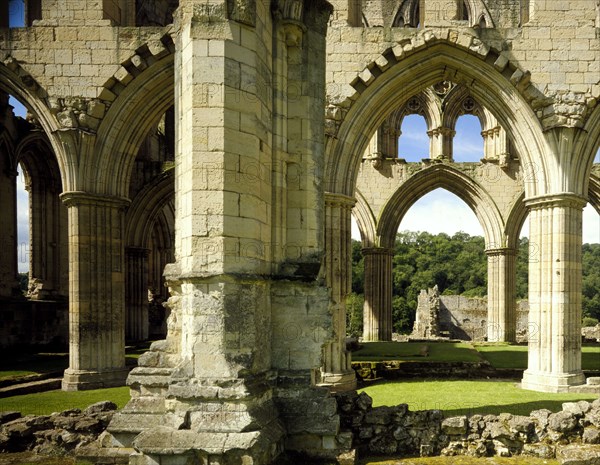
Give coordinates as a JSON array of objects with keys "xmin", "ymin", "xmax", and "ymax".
[{"xmin": 438, "ymin": 295, "xmax": 529, "ymax": 341}]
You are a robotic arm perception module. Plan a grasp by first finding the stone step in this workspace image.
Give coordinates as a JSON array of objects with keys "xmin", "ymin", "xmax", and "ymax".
[
  {"xmin": 0, "ymin": 378, "xmax": 62, "ymax": 398},
  {"xmin": 121, "ymin": 396, "xmax": 167, "ymax": 414},
  {"xmin": 107, "ymin": 411, "xmax": 186, "ymax": 447},
  {"xmin": 76, "ymin": 446, "xmax": 135, "ymax": 465}
]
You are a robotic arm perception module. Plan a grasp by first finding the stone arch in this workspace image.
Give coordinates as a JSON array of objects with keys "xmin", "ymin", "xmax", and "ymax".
[
  {"xmin": 442, "ymin": 84, "xmax": 487, "ymax": 131},
  {"xmin": 124, "ymin": 167, "xmax": 174, "ymax": 340},
  {"xmin": 125, "ymin": 168, "xmax": 175, "ymax": 248},
  {"xmin": 92, "ymin": 36, "xmax": 175, "ymax": 197},
  {"xmin": 0, "ymin": 61, "xmax": 69, "ymax": 188},
  {"xmin": 463, "ymin": 0, "xmax": 494, "ymax": 28},
  {"xmin": 589, "ymin": 174, "xmax": 600, "ymax": 215},
  {"xmin": 325, "ymin": 33, "xmax": 549, "ymax": 198},
  {"xmin": 389, "ymin": 88, "xmax": 442, "ymax": 133},
  {"xmin": 505, "ymin": 191, "xmax": 527, "ymax": 250},
  {"xmin": 15, "ymin": 131, "xmax": 68, "ymax": 298},
  {"xmin": 392, "ymin": 0, "xmax": 420, "ymax": 27},
  {"xmin": 377, "ymin": 164, "xmax": 504, "ymax": 249},
  {"xmin": 353, "ymin": 189, "xmax": 377, "ymax": 247},
  {"xmin": 15, "ymin": 131, "xmax": 61, "ymax": 189},
  {"xmin": 575, "ymin": 103, "xmax": 600, "ymax": 195}
]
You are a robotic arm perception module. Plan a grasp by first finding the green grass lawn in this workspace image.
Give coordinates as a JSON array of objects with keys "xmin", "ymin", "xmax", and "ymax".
[
  {"xmin": 0, "ymin": 386, "xmax": 130, "ymax": 416},
  {"xmin": 359, "ymin": 379, "xmax": 598, "ymax": 417},
  {"xmin": 352, "ymin": 342, "xmax": 600, "ymax": 371},
  {"xmin": 352, "ymin": 342, "xmax": 483, "ymax": 362},
  {"xmin": 474, "ymin": 343, "xmax": 600, "ymax": 370}
]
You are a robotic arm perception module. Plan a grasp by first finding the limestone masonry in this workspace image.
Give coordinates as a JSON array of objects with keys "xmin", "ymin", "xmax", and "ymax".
[{"xmin": 0, "ymin": 0, "xmax": 599, "ymax": 463}]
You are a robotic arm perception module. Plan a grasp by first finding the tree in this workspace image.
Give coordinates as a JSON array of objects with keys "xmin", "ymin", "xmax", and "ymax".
[{"xmin": 349, "ymin": 232, "xmax": 600, "ymax": 336}]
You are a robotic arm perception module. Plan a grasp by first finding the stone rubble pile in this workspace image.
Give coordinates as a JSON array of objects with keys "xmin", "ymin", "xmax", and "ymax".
[
  {"xmin": 336, "ymin": 391, "xmax": 600, "ymax": 463},
  {"xmin": 0, "ymin": 401, "xmax": 117, "ymax": 455}
]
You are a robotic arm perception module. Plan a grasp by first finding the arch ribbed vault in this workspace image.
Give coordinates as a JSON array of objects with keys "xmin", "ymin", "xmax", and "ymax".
[
  {"xmin": 377, "ymin": 164, "xmax": 504, "ymax": 249},
  {"xmin": 0, "ymin": 63, "xmax": 68, "ymax": 189}
]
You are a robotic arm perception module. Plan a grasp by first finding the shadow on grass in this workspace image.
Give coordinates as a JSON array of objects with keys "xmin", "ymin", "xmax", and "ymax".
[
  {"xmin": 360, "ymin": 379, "xmax": 598, "ymax": 417},
  {"xmin": 442, "ymin": 399, "xmax": 588, "ymax": 417},
  {"xmin": 353, "ymin": 342, "xmax": 483, "ymax": 363},
  {"xmin": 473, "ymin": 343, "xmax": 600, "ymax": 371}
]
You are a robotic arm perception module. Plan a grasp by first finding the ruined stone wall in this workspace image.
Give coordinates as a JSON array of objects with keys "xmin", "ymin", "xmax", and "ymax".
[
  {"xmin": 439, "ymin": 295, "xmax": 529, "ymax": 341},
  {"xmin": 336, "ymin": 391, "xmax": 600, "ymax": 461}
]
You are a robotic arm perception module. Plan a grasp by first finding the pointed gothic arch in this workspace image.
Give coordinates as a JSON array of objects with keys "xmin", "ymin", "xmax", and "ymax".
[
  {"xmin": 377, "ymin": 164, "xmax": 504, "ymax": 249},
  {"xmin": 93, "ymin": 37, "xmax": 175, "ymax": 198},
  {"xmin": 325, "ymin": 34, "xmax": 549, "ymax": 199}
]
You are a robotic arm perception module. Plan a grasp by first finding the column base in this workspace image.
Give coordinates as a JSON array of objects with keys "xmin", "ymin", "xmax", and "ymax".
[
  {"xmin": 62, "ymin": 368, "xmax": 129, "ymax": 391},
  {"xmin": 521, "ymin": 370, "xmax": 586, "ymax": 393},
  {"xmin": 317, "ymin": 370, "xmax": 357, "ymax": 392}
]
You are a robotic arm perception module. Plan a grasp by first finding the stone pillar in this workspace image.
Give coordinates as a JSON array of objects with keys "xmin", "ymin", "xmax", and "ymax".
[
  {"xmin": 486, "ymin": 247, "xmax": 517, "ymax": 342},
  {"xmin": 482, "ymin": 126, "xmax": 510, "ymax": 167},
  {"xmin": 125, "ymin": 247, "xmax": 149, "ymax": 341},
  {"xmin": 27, "ymin": 170, "xmax": 66, "ymax": 300},
  {"xmin": 428, "ymin": 126, "xmax": 455, "ymax": 160},
  {"xmin": 60, "ymin": 192, "xmax": 129, "ymax": 391},
  {"xmin": 362, "ymin": 247, "xmax": 394, "ymax": 341},
  {"xmin": 0, "ymin": 165, "xmax": 20, "ymax": 298},
  {"xmin": 322, "ymin": 193, "xmax": 356, "ymax": 390},
  {"xmin": 114, "ymin": 3, "xmax": 285, "ymax": 462},
  {"xmin": 521, "ymin": 194, "xmax": 586, "ymax": 392}
]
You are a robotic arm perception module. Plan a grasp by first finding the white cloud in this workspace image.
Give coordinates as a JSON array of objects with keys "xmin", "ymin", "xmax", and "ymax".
[{"xmin": 398, "ymin": 189, "xmax": 483, "ymax": 236}]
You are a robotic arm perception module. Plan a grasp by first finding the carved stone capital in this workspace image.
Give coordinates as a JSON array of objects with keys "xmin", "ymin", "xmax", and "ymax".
[
  {"xmin": 47, "ymin": 96, "xmax": 106, "ymax": 132},
  {"xmin": 525, "ymin": 193, "xmax": 588, "ymax": 211},
  {"xmin": 324, "ymin": 192, "xmax": 356, "ymax": 210},
  {"xmin": 538, "ymin": 91, "xmax": 597, "ymax": 130}
]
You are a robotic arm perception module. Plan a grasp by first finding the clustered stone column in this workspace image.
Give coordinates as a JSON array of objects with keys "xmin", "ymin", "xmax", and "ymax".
[
  {"xmin": 362, "ymin": 247, "xmax": 394, "ymax": 341},
  {"xmin": 521, "ymin": 194, "xmax": 586, "ymax": 392},
  {"xmin": 486, "ymin": 247, "xmax": 517, "ymax": 342},
  {"xmin": 482, "ymin": 125, "xmax": 510, "ymax": 167},
  {"xmin": 125, "ymin": 246, "xmax": 149, "ymax": 341},
  {"xmin": 323, "ymin": 192, "xmax": 356, "ymax": 390},
  {"xmin": 428, "ymin": 126, "xmax": 455, "ymax": 160},
  {"xmin": 60, "ymin": 192, "xmax": 129, "ymax": 391},
  {"xmin": 364, "ymin": 122, "xmax": 400, "ymax": 167}
]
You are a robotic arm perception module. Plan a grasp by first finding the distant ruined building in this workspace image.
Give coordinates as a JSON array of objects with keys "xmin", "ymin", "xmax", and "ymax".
[
  {"xmin": 0, "ymin": 0, "xmax": 599, "ymax": 463},
  {"xmin": 411, "ymin": 286, "xmax": 531, "ymax": 342}
]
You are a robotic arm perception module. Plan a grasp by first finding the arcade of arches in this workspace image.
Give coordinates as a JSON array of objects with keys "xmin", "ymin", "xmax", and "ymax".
[{"xmin": 0, "ymin": 0, "xmax": 599, "ymax": 463}]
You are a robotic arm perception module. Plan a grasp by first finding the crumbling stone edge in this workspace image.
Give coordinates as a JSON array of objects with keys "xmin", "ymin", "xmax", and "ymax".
[{"xmin": 2, "ymin": 395, "xmax": 600, "ymax": 464}]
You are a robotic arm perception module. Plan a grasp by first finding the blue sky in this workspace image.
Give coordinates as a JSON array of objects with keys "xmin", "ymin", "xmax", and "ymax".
[{"xmin": 351, "ymin": 114, "xmax": 600, "ymax": 243}]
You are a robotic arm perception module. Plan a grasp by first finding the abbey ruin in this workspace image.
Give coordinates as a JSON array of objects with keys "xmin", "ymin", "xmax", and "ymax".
[{"xmin": 0, "ymin": 0, "xmax": 599, "ymax": 463}]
